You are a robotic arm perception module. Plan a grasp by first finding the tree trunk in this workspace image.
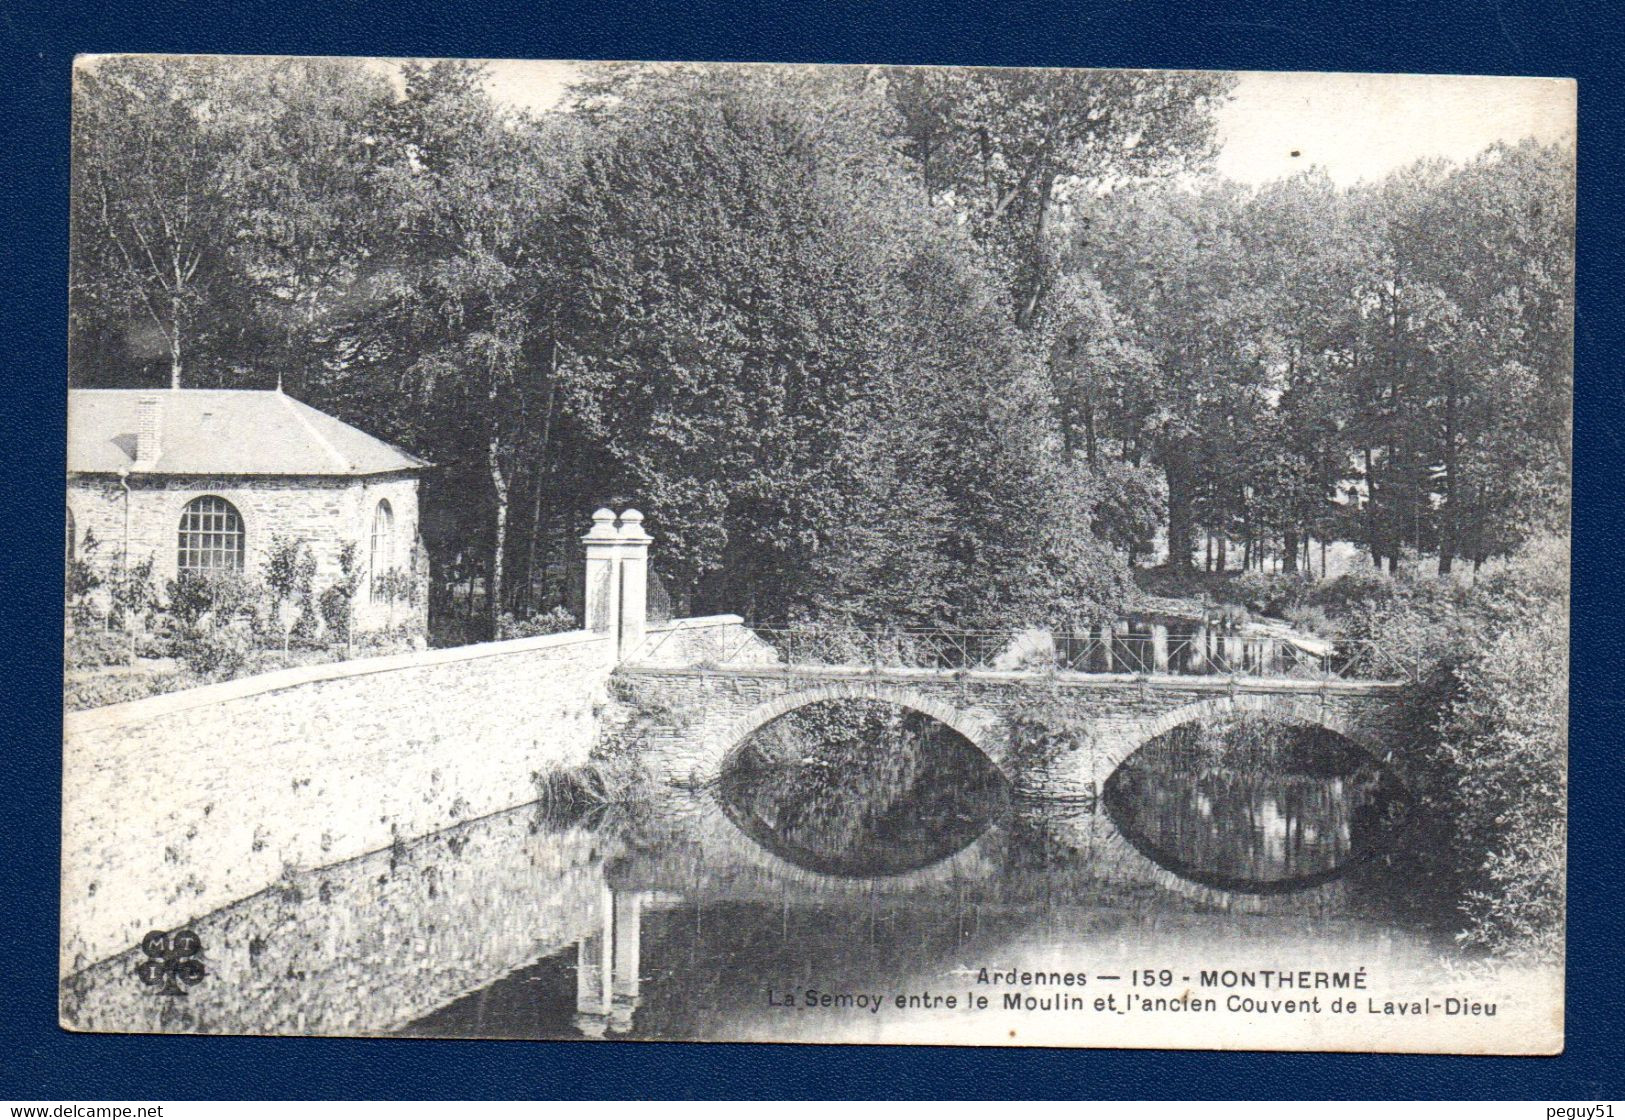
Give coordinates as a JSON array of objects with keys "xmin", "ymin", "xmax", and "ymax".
[
  {"xmin": 1282, "ymin": 529, "xmax": 1299, "ymax": 573},
  {"xmin": 169, "ymin": 295, "xmax": 183, "ymax": 390},
  {"xmin": 1014, "ymin": 168, "xmax": 1057, "ymax": 329},
  {"xmin": 522, "ymin": 342, "xmax": 560, "ymax": 613},
  {"xmin": 1439, "ymin": 374, "xmax": 1459, "ymax": 575},
  {"xmin": 1362, "ymin": 447, "xmax": 1384, "ymax": 569},
  {"xmin": 1164, "ymin": 456, "xmax": 1195, "ymax": 570},
  {"xmin": 488, "ymin": 438, "xmax": 509, "ymax": 636}
]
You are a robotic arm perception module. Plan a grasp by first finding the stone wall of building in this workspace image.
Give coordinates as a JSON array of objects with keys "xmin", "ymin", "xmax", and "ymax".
[
  {"xmin": 349, "ymin": 473, "xmax": 426, "ymax": 635},
  {"xmin": 61, "ymin": 628, "xmax": 616, "ymax": 975},
  {"xmin": 66, "ymin": 470, "xmax": 425, "ymax": 635}
]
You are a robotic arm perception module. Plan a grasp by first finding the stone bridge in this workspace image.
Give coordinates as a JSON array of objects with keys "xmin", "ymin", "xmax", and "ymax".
[
  {"xmin": 611, "ymin": 662, "xmax": 1408, "ymax": 798},
  {"xmin": 573, "ymin": 508, "xmax": 1409, "ymax": 797}
]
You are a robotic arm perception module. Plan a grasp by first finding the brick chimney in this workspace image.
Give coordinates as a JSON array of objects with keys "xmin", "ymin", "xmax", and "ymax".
[{"xmin": 134, "ymin": 395, "xmax": 162, "ymax": 467}]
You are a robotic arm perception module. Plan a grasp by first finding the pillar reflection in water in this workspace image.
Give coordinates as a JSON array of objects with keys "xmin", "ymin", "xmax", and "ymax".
[{"xmin": 573, "ymin": 887, "xmax": 646, "ymax": 1038}]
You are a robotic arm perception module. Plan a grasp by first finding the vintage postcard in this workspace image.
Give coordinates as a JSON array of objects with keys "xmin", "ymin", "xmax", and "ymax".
[{"xmin": 61, "ymin": 56, "xmax": 1573, "ymax": 1052}]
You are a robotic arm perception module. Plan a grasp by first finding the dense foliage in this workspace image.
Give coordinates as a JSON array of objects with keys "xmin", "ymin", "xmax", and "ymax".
[
  {"xmin": 73, "ymin": 59, "xmax": 1572, "ymax": 630},
  {"xmin": 1304, "ymin": 535, "xmax": 1569, "ymax": 959}
]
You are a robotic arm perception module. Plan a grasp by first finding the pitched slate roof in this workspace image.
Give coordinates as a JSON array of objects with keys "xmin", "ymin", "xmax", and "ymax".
[{"xmin": 68, "ymin": 389, "xmax": 429, "ymax": 477}]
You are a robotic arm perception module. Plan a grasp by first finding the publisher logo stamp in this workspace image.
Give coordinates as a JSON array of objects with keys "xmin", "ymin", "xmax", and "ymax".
[{"xmin": 135, "ymin": 929, "xmax": 205, "ymax": 996}]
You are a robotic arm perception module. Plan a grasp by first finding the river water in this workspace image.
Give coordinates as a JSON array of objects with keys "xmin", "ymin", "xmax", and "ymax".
[{"xmin": 63, "ymin": 700, "xmax": 1536, "ymax": 1049}]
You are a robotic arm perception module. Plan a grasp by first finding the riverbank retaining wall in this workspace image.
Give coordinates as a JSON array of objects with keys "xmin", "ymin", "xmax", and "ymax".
[{"xmin": 60, "ymin": 614, "xmax": 750, "ymax": 977}]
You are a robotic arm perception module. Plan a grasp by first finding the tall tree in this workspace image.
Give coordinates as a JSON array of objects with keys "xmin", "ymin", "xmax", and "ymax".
[
  {"xmin": 1242, "ymin": 171, "xmax": 1365, "ymax": 571},
  {"xmin": 371, "ymin": 61, "xmax": 582, "ymax": 630},
  {"xmin": 223, "ymin": 58, "xmax": 397, "ymax": 397},
  {"xmin": 1079, "ymin": 181, "xmax": 1274, "ymax": 568},
  {"xmin": 1407, "ymin": 141, "xmax": 1575, "ymax": 570},
  {"xmin": 887, "ymin": 66, "xmax": 1235, "ymax": 328},
  {"xmin": 553, "ymin": 74, "xmax": 899, "ymax": 620},
  {"xmin": 71, "ymin": 57, "xmax": 249, "ymax": 388}
]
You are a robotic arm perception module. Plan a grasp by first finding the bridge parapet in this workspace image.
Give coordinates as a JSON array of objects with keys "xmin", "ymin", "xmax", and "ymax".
[{"xmin": 630, "ymin": 623, "xmax": 1415, "ymax": 684}]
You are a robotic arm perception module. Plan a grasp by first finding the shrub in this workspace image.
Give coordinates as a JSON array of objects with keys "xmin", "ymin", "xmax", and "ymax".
[
  {"xmin": 428, "ymin": 613, "xmax": 480, "ymax": 650},
  {"xmin": 106, "ymin": 556, "xmax": 158, "ymax": 633},
  {"xmin": 1231, "ymin": 570, "xmax": 1316, "ymax": 619},
  {"xmin": 262, "ymin": 536, "xmax": 318, "ymax": 646},
  {"xmin": 1431, "ymin": 542, "xmax": 1568, "ymax": 961},
  {"xmin": 166, "ymin": 570, "xmax": 259, "ymax": 631},
  {"xmin": 63, "ymin": 670, "xmax": 186, "ymax": 712},
  {"xmin": 373, "ymin": 567, "xmax": 418, "ymax": 607},
  {"xmin": 177, "ymin": 626, "xmax": 253, "ymax": 678},
  {"xmin": 69, "ymin": 599, "xmax": 105, "ymax": 629},
  {"xmin": 1369, "ymin": 534, "xmax": 1569, "ymax": 960},
  {"xmin": 1281, "ymin": 603, "xmax": 1332, "ymax": 636},
  {"xmin": 319, "ymin": 543, "xmax": 363, "ymax": 645},
  {"xmin": 351, "ymin": 623, "xmax": 422, "ymax": 655},
  {"xmin": 1310, "ymin": 566, "xmax": 1406, "ymax": 617},
  {"xmin": 496, "ymin": 604, "xmax": 577, "ymax": 640},
  {"xmin": 64, "ymin": 627, "xmax": 130, "ymax": 670},
  {"xmin": 319, "ymin": 585, "xmax": 353, "ymax": 642},
  {"xmin": 65, "ymin": 530, "xmax": 103, "ymax": 603}
]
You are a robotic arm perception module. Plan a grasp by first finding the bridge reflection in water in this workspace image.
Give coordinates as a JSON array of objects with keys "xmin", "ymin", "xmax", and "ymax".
[
  {"xmin": 60, "ymin": 702, "xmax": 1426, "ymax": 1042},
  {"xmin": 459, "ymin": 702, "xmax": 1413, "ymax": 1041}
]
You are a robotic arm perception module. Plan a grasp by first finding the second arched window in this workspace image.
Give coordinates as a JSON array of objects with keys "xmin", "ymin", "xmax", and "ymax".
[{"xmin": 370, "ymin": 499, "xmax": 394, "ymax": 600}]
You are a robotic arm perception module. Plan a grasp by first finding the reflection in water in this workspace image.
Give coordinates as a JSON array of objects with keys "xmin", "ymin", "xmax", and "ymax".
[
  {"xmin": 1104, "ymin": 716, "xmax": 1410, "ymax": 894},
  {"xmin": 715, "ymin": 700, "xmax": 1008, "ymax": 877},
  {"xmin": 62, "ymin": 704, "xmax": 1446, "ymax": 1044}
]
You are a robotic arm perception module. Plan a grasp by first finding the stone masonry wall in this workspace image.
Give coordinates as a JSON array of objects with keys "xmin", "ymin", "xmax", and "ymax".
[
  {"xmin": 61, "ymin": 628, "xmax": 614, "ymax": 975},
  {"xmin": 61, "ymin": 807, "xmax": 613, "ymax": 1036}
]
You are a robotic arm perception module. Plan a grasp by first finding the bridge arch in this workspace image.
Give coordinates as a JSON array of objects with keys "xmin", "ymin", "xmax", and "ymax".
[
  {"xmin": 700, "ymin": 680, "xmax": 1008, "ymax": 784},
  {"xmin": 1092, "ymin": 691, "xmax": 1389, "ymax": 785},
  {"xmin": 1083, "ymin": 692, "xmax": 1398, "ymax": 912}
]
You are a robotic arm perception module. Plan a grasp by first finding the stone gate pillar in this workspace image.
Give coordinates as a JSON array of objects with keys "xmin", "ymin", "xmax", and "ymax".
[
  {"xmin": 582, "ymin": 508, "xmax": 621, "ymax": 641},
  {"xmin": 582, "ymin": 507, "xmax": 654, "ymax": 662},
  {"xmin": 617, "ymin": 510, "xmax": 653, "ymax": 661}
]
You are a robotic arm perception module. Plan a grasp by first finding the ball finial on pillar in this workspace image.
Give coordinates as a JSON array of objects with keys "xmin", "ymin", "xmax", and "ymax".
[
  {"xmin": 585, "ymin": 507, "xmax": 619, "ymax": 542},
  {"xmin": 617, "ymin": 508, "xmax": 651, "ymax": 543}
]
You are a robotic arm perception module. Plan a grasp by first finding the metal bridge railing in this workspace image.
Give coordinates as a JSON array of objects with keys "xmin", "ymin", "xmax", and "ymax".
[{"xmin": 633, "ymin": 624, "xmax": 1417, "ymax": 683}]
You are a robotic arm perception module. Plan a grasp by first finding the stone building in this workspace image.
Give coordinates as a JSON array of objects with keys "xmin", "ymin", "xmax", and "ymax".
[{"xmin": 67, "ymin": 388, "xmax": 429, "ymax": 636}]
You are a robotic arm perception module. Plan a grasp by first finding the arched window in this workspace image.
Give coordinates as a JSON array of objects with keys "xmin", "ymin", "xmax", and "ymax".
[
  {"xmin": 65, "ymin": 505, "xmax": 76, "ymax": 562},
  {"xmin": 177, "ymin": 496, "xmax": 244, "ymax": 573},
  {"xmin": 370, "ymin": 499, "xmax": 394, "ymax": 600}
]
